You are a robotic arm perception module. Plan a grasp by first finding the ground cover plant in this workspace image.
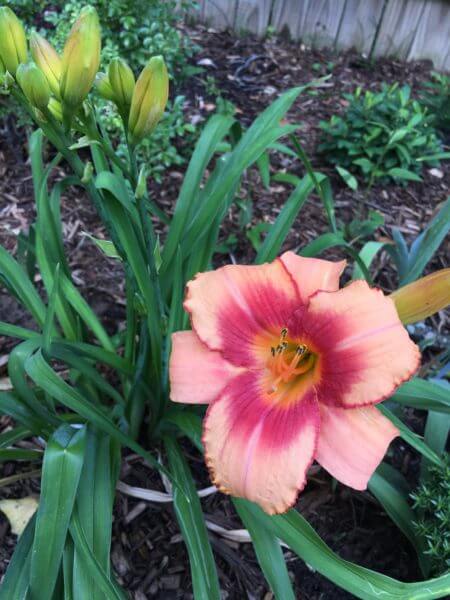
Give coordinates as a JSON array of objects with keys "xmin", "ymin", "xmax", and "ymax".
[
  {"xmin": 0, "ymin": 5, "xmax": 449, "ymax": 599},
  {"xmin": 319, "ymin": 83, "xmax": 446, "ymax": 186}
]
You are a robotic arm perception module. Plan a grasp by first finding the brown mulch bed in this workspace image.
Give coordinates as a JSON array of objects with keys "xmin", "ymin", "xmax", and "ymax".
[{"xmin": 1, "ymin": 24, "xmax": 449, "ymax": 599}]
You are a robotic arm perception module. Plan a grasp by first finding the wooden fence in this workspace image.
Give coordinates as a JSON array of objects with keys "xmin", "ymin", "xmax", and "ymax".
[{"xmin": 192, "ymin": 0, "xmax": 450, "ymax": 70}]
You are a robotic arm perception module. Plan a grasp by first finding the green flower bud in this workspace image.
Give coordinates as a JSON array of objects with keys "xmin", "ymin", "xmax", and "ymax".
[
  {"xmin": 81, "ymin": 160, "xmax": 94, "ymax": 183},
  {"xmin": 94, "ymin": 72, "xmax": 115, "ymax": 101},
  {"xmin": 48, "ymin": 97, "xmax": 63, "ymax": 121},
  {"xmin": 30, "ymin": 32, "xmax": 61, "ymax": 98},
  {"xmin": 128, "ymin": 56, "xmax": 168, "ymax": 145},
  {"xmin": 108, "ymin": 57, "xmax": 135, "ymax": 112},
  {"xmin": 60, "ymin": 6, "xmax": 101, "ymax": 110},
  {"xmin": 16, "ymin": 62, "xmax": 50, "ymax": 111},
  {"xmin": 0, "ymin": 7, "xmax": 27, "ymax": 76}
]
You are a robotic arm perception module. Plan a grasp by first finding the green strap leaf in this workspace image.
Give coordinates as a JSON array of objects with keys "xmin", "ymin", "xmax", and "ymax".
[
  {"xmin": 0, "ymin": 246, "xmax": 47, "ymax": 327},
  {"xmin": 71, "ymin": 429, "xmax": 118, "ymax": 600},
  {"xmin": 164, "ymin": 437, "xmax": 221, "ymax": 600},
  {"xmin": 30, "ymin": 424, "xmax": 87, "ymax": 600},
  {"xmin": 162, "ymin": 114, "xmax": 235, "ymax": 273},
  {"xmin": 392, "ymin": 378, "xmax": 450, "ymax": 413},
  {"xmin": 233, "ymin": 498, "xmax": 295, "ymax": 599},
  {"xmin": 368, "ymin": 462, "xmax": 430, "ymax": 576},
  {"xmin": 24, "ymin": 350, "xmax": 177, "ymax": 486},
  {"xmin": 378, "ymin": 405, "xmax": 443, "ymax": 467},
  {"xmin": 267, "ymin": 507, "xmax": 450, "ymax": 600},
  {"xmin": 255, "ymin": 173, "xmax": 321, "ymax": 264},
  {"xmin": 0, "ymin": 514, "xmax": 35, "ymax": 599}
]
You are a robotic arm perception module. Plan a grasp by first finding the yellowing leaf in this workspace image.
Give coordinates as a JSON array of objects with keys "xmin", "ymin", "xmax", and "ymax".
[{"xmin": 0, "ymin": 496, "xmax": 38, "ymax": 535}]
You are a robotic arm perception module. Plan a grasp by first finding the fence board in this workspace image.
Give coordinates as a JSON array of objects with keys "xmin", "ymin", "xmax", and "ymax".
[
  {"xmin": 200, "ymin": 0, "xmax": 238, "ymax": 30},
  {"xmin": 333, "ymin": 0, "xmax": 385, "ymax": 55},
  {"xmin": 196, "ymin": 0, "xmax": 450, "ymax": 71},
  {"xmin": 236, "ymin": 0, "xmax": 272, "ymax": 36},
  {"xmin": 270, "ymin": 0, "xmax": 310, "ymax": 39},
  {"xmin": 374, "ymin": 0, "xmax": 426, "ymax": 59},
  {"xmin": 298, "ymin": 0, "xmax": 348, "ymax": 48},
  {"xmin": 408, "ymin": 0, "xmax": 450, "ymax": 70}
]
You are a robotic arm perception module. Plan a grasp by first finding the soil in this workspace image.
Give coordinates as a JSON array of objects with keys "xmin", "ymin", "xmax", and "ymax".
[{"xmin": 0, "ymin": 23, "xmax": 449, "ymax": 599}]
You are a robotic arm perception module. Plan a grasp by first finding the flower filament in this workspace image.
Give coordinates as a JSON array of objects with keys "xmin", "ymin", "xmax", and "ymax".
[{"xmin": 267, "ymin": 328, "xmax": 315, "ymax": 394}]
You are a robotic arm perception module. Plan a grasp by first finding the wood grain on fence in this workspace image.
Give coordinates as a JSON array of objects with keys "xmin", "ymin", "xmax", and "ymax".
[{"xmin": 193, "ymin": 0, "xmax": 450, "ymax": 70}]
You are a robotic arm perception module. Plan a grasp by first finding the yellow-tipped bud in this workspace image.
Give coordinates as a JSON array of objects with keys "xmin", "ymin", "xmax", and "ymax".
[
  {"xmin": 108, "ymin": 57, "xmax": 135, "ymax": 112},
  {"xmin": 94, "ymin": 72, "xmax": 115, "ymax": 101},
  {"xmin": 128, "ymin": 56, "xmax": 168, "ymax": 145},
  {"xmin": 0, "ymin": 7, "xmax": 27, "ymax": 76},
  {"xmin": 391, "ymin": 269, "xmax": 450, "ymax": 325},
  {"xmin": 16, "ymin": 62, "xmax": 50, "ymax": 111},
  {"xmin": 48, "ymin": 97, "xmax": 63, "ymax": 121},
  {"xmin": 60, "ymin": 6, "xmax": 101, "ymax": 110},
  {"xmin": 30, "ymin": 33, "xmax": 61, "ymax": 98}
]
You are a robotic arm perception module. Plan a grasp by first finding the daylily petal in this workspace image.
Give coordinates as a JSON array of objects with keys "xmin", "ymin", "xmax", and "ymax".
[
  {"xmin": 184, "ymin": 260, "xmax": 300, "ymax": 367},
  {"xmin": 280, "ymin": 251, "xmax": 346, "ymax": 303},
  {"xmin": 170, "ymin": 331, "xmax": 242, "ymax": 404},
  {"xmin": 290, "ymin": 280, "xmax": 420, "ymax": 407},
  {"xmin": 203, "ymin": 371, "xmax": 319, "ymax": 514},
  {"xmin": 315, "ymin": 404, "xmax": 399, "ymax": 490}
]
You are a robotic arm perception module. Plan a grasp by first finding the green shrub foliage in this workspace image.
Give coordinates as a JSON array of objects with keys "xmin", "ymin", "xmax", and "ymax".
[
  {"xmin": 318, "ymin": 84, "xmax": 443, "ymax": 184},
  {"xmin": 420, "ymin": 72, "xmax": 450, "ymax": 135},
  {"xmin": 411, "ymin": 456, "xmax": 450, "ymax": 575}
]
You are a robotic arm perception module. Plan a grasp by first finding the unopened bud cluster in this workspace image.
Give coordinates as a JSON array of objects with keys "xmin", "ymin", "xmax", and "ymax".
[{"xmin": 0, "ymin": 4, "xmax": 168, "ymax": 142}]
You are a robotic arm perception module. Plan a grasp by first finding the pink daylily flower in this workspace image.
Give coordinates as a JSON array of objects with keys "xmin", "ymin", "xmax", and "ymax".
[{"xmin": 169, "ymin": 252, "xmax": 420, "ymax": 515}]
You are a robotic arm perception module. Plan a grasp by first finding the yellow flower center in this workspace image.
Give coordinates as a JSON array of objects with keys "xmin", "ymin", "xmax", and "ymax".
[{"xmin": 266, "ymin": 328, "xmax": 316, "ymax": 395}]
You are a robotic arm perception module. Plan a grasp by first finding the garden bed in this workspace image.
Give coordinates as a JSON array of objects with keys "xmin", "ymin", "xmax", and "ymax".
[{"xmin": 0, "ymin": 23, "xmax": 449, "ymax": 599}]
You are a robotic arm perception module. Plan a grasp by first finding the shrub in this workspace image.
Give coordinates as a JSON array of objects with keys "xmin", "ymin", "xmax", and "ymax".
[
  {"xmin": 412, "ymin": 456, "xmax": 450, "ymax": 575},
  {"xmin": 318, "ymin": 84, "xmax": 443, "ymax": 185},
  {"xmin": 420, "ymin": 72, "xmax": 450, "ymax": 135}
]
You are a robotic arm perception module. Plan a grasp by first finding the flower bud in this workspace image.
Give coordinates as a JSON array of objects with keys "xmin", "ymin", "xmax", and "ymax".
[
  {"xmin": 94, "ymin": 72, "xmax": 115, "ymax": 101},
  {"xmin": 391, "ymin": 269, "xmax": 450, "ymax": 325},
  {"xmin": 16, "ymin": 62, "xmax": 50, "ymax": 111},
  {"xmin": 30, "ymin": 32, "xmax": 61, "ymax": 98},
  {"xmin": 128, "ymin": 56, "xmax": 168, "ymax": 145},
  {"xmin": 48, "ymin": 97, "xmax": 63, "ymax": 121},
  {"xmin": 60, "ymin": 6, "xmax": 101, "ymax": 110},
  {"xmin": 0, "ymin": 7, "xmax": 27, "ymax": 76},
  {"xmin": 108, "ymin": 57, "xmax": 135, "ymax": 112}
]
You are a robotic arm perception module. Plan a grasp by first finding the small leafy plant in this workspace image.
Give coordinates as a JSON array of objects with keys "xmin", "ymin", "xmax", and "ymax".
[
  {"xmin": 412, "ymin": 456, "xmax": 450, "ymax": 575},
  {"xmin": 318, "ymin": 83, "xmax": 443, "ymax": 185},
  {"xmin": 420, "ymin": 72, "xmax": 450, "ymax": 134}
]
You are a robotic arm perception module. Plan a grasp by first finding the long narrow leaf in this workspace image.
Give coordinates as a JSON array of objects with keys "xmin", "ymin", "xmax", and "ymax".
[
  {"xmin": 233, "ymin": 498, "xmax": 295, "ymax": 599},
  {"xmin": 30, "ymin": 424, "xmax": 87, "ymax": 600},
  {"xmin": 164, "ymin": 437, "xmax": 221, "ymax": 600}
]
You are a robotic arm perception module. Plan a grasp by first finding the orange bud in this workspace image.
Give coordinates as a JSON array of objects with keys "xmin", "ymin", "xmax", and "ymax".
[{"xmin": 390, "ymin": 269, "xmax": 450, "ymax": 325}]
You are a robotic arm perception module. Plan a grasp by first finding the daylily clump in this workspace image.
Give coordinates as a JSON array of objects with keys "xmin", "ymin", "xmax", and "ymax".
[{"xmin": 170, "ymin": 252, "xmax": 420, "ymax": 514}]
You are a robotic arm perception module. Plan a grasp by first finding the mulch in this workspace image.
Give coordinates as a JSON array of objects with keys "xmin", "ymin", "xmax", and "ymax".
[{"xmin": 0, "ymin": 22, "xmax": 449, "ymax": 599}]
